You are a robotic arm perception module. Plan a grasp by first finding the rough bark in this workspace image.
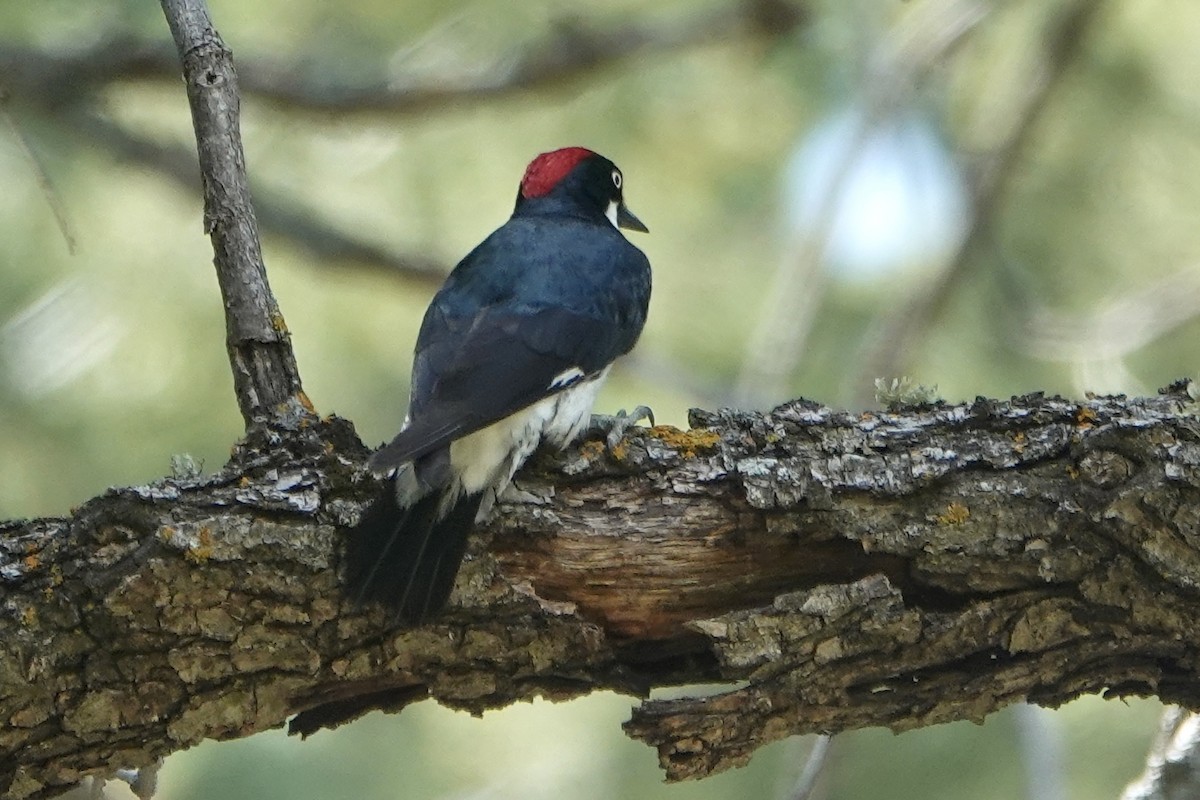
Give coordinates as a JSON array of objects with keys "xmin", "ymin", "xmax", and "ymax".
[{"xmin": 5, "ymin": 388, "xmax": 1200, "ymax": 797}]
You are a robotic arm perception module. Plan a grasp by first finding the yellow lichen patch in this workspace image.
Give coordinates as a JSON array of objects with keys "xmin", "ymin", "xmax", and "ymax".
[
  {"xmin": 21, "ymin": 606, "xmax": 36, "ymax": 626},
  {"xmin": 23, "ymin": 553, "xmax": 39, "ymax": 571},
  {"xmin": 937, "ymin": 502, "xmax": 970, "ymax": 526},
  {"xmin": 296, "ymin": 390, "xmax": 316, "ymax": 413},
  {"xmin": 239, "ymin": 476, "xmax": 251, "ymax": 488},
  {"xmin": 610, "ymin": 439, "xmax": 629, "ymax": 462},
  {"xmin": 1076, "ymin": 406, "xmax": 1098, "ymax": 428},
  {"xmin": 647, "ymin": 426, "xmax": 721, "ymax": 458},
  {"xmin": 1066, "ymin": 465, "xmax": 1080, "ymax": 479},
  {"xmin": 185, "ymin": 548, "xmax": 210, "ymax": 565},
  {"xmin": 579, "ymin": 440, "xmax": 606, "ymax": 461},
  {"xmin": 185, "ymin": 527, "xmax": 215, "ymax": 564},
  {"xmin": 1012, "ymin": 430, "xmax": 1026, "ymax": 454},
  {"xmin": 158, "ymin": 526, "xmax": 176, "ymax": 542},
  {"xmin": 270, "ymin": 311, "xmax": 289, "ymax": 334}
]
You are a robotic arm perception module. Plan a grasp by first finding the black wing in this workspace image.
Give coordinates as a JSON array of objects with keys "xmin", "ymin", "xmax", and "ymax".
[{"xmin": 368, "ymin": 306, "xmax": 627, "ymax": 471}]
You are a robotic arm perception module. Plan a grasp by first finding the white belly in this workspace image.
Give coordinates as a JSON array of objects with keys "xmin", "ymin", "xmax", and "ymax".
[{"xmin": 450, "ymin": 367, "xmax": 609, "ymax": 497}]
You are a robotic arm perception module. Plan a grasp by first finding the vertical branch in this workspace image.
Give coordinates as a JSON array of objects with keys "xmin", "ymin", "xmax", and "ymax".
[{"xmin": 159, "ymin": 0, "xmax": 309, "ymax": 428}]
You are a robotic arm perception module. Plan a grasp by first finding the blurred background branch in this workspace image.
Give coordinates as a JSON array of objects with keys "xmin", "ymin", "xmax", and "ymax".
[
  {"xmin": 0, "ymin": 1, "xmax": 806, "ymax": 292},
  {"xmin": 81, "ymin": 111, "xmax": 450, "ymax": 284},
  {"xmin": 1122, "ymin": 709, "xmax": 1200, "ymax": 800},
  {"xmin": 852, "ymin": 0, "xmax": 1106, "ymax": 403},
  {"xmin": 735, "ymin": 0, "xmax": 988, "ymax": 408},
  {"xmin": 784, "ymin": 734, "xmax": 833, "ymax": 800},
  {"xmin": 0, "ymin": 90, "xmax": 77, "ymax": 254},
  {"xmin": 1, "ymin": 1, "xmax": 805, "ymax": 115},
  {"xmin": 1019, "ymin": 267, "xmax": 1200, "ymax": 395}
]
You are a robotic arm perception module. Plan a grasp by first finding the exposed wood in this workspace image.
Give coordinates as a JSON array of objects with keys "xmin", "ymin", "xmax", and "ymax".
[{"xmin": 6, "ymin": 388, "xmax": 1200, "ymax": 797}]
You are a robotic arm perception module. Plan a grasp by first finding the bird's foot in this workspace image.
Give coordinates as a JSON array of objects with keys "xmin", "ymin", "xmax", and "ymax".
[{"xmin": 588, "ymin": 405, "xmax": 655, "ymax": 450}]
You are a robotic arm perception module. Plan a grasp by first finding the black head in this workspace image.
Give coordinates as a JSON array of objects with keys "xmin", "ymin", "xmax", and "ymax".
[{"xmin": 514, "ymin": 147, "xmax": 648, "ymax": 233}]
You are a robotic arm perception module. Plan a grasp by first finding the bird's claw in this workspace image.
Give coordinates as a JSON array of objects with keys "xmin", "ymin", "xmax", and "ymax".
[{"xmin": 589, "ymin": 405, "xmax": 655, "ymax": 450}]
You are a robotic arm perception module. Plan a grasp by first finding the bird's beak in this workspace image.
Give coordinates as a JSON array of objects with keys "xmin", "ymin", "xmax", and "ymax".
[{"xmin": 617, "ymin": 201, "xmax": 649, "ymax": 233}]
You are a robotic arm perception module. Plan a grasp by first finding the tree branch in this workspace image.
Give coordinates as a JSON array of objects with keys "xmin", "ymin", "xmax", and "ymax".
[
  {"xmin": 159, "ymin": 0, "xmax": 308, "ymax": 428},
  {"xmin": 1, "ymin": 0, "xmax": 806, "ymax": 117},
  {"xmin": 1121, "ymin": 708, "xmax": 1200, "ymax": 800},
  {"xmin": 82, "ymin": 112, "xmax": 449, "ymax": 286},
  {"xmin": 6, "ymin": 388, "xmax": 1200, "ymax": 797},
  {"xmin": 236, "ymin": 0, "xmax": 806, "ymax": 116}
]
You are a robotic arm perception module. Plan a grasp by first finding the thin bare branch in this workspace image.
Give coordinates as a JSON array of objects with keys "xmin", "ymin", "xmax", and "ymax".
[
  {"xmin": 0, "ymin": 91, "xmax": 77, "ymax": 255},
  {"xmin": 159, "ymin": 0, "xmax": 309, "ymax": 428}
]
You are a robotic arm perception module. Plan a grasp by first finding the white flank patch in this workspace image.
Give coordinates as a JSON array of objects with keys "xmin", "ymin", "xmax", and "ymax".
[
  {"xmin": 543, "ymin": 367, "xmax": 608, "ymax": 447},
  {"xmin": 450, "ymin": 366, "xmax": 611, "ymax": 500},
  {"xmin": 548, "ymin": 366, "xmax": 585, "ymax": 389}
]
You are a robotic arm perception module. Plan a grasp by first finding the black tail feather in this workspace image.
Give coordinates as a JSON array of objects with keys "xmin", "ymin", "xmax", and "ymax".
[{"xmin": 343, "ymin": 486, "xmax": 483, "ymax": 624}]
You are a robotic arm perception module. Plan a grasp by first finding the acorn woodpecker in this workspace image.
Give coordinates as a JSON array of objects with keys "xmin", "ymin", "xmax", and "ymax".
[{"xmin": 344, "ymin": 147, "xmax": 652, "ymax": 623}]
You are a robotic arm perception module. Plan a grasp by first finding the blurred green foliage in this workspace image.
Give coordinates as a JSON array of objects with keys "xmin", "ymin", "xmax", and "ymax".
[{"xmin": 0, "ymin": 0, "xmax": 1191, "ymax": 796}]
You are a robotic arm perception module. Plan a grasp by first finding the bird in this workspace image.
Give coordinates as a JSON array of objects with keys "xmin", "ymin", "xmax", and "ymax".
[{"xmin": 344, "ymin": 146, "xmax": 652, "ymax": 624}]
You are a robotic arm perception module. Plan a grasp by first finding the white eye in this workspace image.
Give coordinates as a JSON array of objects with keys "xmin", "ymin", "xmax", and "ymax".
[{"xmin": 612, "ymin": 170, "xmax": 622, "ymax": 189}]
